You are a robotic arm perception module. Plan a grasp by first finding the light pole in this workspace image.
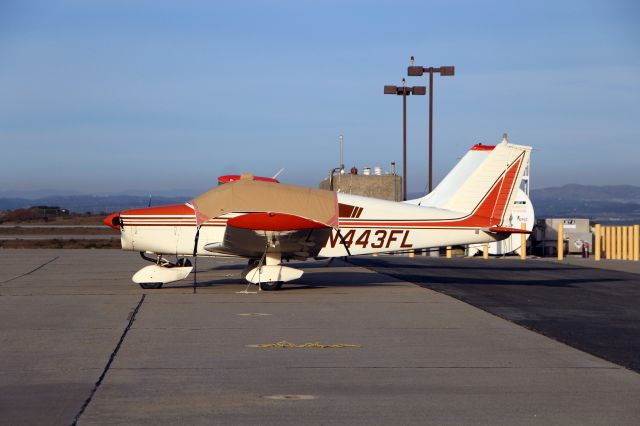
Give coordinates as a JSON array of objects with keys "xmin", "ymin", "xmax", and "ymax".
[
  {"xmin": 384, "ymin": 80, "xmax": 426, "ymax": 201},
  {"xmin": 339, "ymin": 134, "xmax": 344, "ymax": 172},
  {"xmin": 407, "ymin": 57, "xmax": 455, "ymax": 193}
]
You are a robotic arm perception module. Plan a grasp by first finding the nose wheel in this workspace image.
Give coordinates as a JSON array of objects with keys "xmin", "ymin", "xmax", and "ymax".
[{"xmin": 133, "ymin": 253, "xmax": 194, "ymax": 289}]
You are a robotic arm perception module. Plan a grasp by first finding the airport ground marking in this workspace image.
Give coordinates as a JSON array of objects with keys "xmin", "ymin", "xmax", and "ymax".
[
  {"xmin": 263, "ymin": 394, "xmax": 317, "ymax": 400},
  {"xmin": 249, "ymin": 340, "xmax": 360, "ymax": 349}
]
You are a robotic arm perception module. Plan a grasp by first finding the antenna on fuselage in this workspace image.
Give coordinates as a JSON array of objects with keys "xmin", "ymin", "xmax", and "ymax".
[{"xmin": 272, "ymin": 168, "xmax": 285, "ymax": 180}]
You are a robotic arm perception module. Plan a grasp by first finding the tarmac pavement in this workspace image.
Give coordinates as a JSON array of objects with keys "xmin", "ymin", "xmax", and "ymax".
[
  {"xmin": 1, "ymin": 250, "xmax": 639, "ymax": 425},
  {"xmin": 351, "ymin": 255, "xmax": 640, "ymax": 372},
  {"xmin": 543, "ymin": 256, "xmax": 640, "ymax": 275}
]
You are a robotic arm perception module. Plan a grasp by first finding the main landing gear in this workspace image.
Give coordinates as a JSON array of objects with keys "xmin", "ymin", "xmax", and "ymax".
[{"xmin": 242, "ymin": 253, "xmax": 303, "ymax": 291}]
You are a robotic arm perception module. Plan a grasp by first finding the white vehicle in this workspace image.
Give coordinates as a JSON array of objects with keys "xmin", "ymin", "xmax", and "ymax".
[{"xmin": 104, "ymin": 138, "xmax": 532, "ymax": 290}]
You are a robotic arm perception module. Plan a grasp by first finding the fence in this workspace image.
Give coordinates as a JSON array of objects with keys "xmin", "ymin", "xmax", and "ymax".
[{"xmin": 590, "ymin": 224, "xmax": 640, "ymax": 261}]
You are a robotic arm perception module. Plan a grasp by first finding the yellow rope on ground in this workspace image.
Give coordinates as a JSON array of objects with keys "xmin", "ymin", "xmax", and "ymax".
[{"xmin": 254, "ymin": 340, "xmax": 361, "ymax": 349}]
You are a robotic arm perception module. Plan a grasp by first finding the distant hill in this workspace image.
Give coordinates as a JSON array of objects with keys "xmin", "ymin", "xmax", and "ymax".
[
  {"xmin": 407, "ymin": 185, "xmax": 640, "ymax": 224},
  {"xmin": 0, "ymin": 195, "xmax": 190, "ymax": 214},
  {"xmin": 1, "ymin": 184, "xmax": 639, "ymax": 223},
  {"xmin": 531, "ymin": 184, "xmax": 640, "ymax": 203},
  {"xmin": 530, "ymin": 184, "xmax": 640, "ymax": 223}
]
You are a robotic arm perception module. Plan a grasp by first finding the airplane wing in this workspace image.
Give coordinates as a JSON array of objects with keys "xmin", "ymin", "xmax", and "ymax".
[
  {"xmin": 193, "ymin": 174, "xmax": 339, "ymax": 261},
  {"xmin": 204, "ymin": 212, "xmax": 332, "ymax": 260}
]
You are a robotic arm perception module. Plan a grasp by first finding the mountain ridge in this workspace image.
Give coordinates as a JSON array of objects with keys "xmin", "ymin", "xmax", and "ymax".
[{"xmin": 1, "ymin": 184, "xmax": 639, "ymax": 223}]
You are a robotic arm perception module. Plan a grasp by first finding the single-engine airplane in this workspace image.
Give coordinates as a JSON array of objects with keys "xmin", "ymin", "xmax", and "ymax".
[{"xmin": 104, "ymin": 137, "xmax": 532, "ymax": 290}]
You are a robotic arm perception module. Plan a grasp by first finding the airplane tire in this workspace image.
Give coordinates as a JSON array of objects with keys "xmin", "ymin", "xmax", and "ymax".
[
  {"xmin": 259, "ymin": 281, "xmax": 282, "ymax": 291},
  {"xmin": 138, "ymin": 282, "xmax": 163, "ymax": 289},
  {"xmin": 177, "ymin": 258, "xmax": 192, "ymax": 267}
]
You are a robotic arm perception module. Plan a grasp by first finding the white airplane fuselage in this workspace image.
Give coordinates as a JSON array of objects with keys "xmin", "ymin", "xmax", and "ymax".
[
  {"xmin": 106, "ymin": 139, "xmax": 532, "ymax": 288},
  {"xmin": 116, "ymin": 192, "xmax": 507, "ymax": 258}
]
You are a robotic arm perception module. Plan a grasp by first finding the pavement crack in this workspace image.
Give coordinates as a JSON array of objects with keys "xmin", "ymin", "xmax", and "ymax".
[
  {"xmin": 70, "ymin": 293, "xmax": 146, "ymax": 426},
  {"xmin": 0, "ymin": 256, "xmax": 59, "ymax": 284}
]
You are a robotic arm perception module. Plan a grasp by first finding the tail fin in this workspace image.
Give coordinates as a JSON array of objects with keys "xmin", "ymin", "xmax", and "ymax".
[{"xmin": 413, "ymin": 137, "xmax": 531, "ymax": 227}]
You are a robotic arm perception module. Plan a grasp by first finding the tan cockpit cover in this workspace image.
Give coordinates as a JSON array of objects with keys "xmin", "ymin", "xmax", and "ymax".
[{"xmin": 191, "ymin": 179, "xmax": 339, "ymax": 228}]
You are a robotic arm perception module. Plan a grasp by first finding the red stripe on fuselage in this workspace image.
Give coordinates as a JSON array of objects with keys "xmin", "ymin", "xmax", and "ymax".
[
  {"xmin": 338, "ymin": 155, "xmax": 523, "ymax": 228},
  {"xmin": 122, "ymin": 204, "xmax": 194, "ymax": 216}
]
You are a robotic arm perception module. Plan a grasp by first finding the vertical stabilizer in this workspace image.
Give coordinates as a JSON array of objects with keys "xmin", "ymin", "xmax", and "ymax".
[{"xmin": 411, "ymin": 137, "xmax": 531, "ymax": 227}]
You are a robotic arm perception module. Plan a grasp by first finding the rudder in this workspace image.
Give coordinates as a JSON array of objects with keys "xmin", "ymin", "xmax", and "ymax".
[{"xmin": 412, "ymin": 136, "xmax": 531, "ymax": 227}]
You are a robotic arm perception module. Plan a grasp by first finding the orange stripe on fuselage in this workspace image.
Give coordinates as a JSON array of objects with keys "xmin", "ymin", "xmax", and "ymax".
[
  {"xmin": 118, "ymin": 155, "xmax": 522, "ymax": 231},
  {"xmin": 338, "ymin": 155, "xmax": 523, "ymax": 228},
  {"xmin": 121, "ymin": 204, "xmax": 194, "ymax": 216}
]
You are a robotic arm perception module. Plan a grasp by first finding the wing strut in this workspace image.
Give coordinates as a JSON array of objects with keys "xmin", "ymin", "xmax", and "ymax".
[
  {"xmin": 237, "ymin": 232, "xmax": 270, "ymax": 294},
  {"xmin": 192, "ymin": 225, "xmax": 201, "ymax": 294},
  {"xmin": 335, "ymin": 228, "xmax": 352, "ymax": 257}
]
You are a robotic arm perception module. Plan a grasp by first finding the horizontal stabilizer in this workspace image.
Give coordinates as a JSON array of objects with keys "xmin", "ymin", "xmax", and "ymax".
[{"xmin": 486, "ymin": 226, "xmax": 532, "ymax": 234}]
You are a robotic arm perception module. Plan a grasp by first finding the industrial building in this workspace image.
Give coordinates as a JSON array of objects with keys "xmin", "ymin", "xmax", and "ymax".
[
  {"xmin": 531, "ymin": 218, "xmax": 592, "ymax": 256},
  {"xmin": 318, "ymin": 168, "xmax": 402, "ymax": 202}
]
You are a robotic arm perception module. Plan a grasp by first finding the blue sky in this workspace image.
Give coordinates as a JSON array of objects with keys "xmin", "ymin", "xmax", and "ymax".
[{"xmin": 0, "ymin": 0, "xmax": 638, "ymax": 196}]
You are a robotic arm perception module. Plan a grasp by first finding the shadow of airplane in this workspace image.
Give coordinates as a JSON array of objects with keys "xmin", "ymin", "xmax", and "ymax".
[{"xmin": 166, "ymin": 267, "xmax": 399, "ymax": 290}]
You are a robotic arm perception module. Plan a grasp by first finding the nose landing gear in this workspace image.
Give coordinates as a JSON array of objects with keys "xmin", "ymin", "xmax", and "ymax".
[{"xmin": 133, "ymin": 252, "xmax": 194, "ymax": 289}]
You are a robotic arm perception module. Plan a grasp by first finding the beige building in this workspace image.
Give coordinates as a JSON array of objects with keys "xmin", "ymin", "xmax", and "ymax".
[{"xmin": 319, "ymin": 173, "xmax": 402, "ymax": 202}]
